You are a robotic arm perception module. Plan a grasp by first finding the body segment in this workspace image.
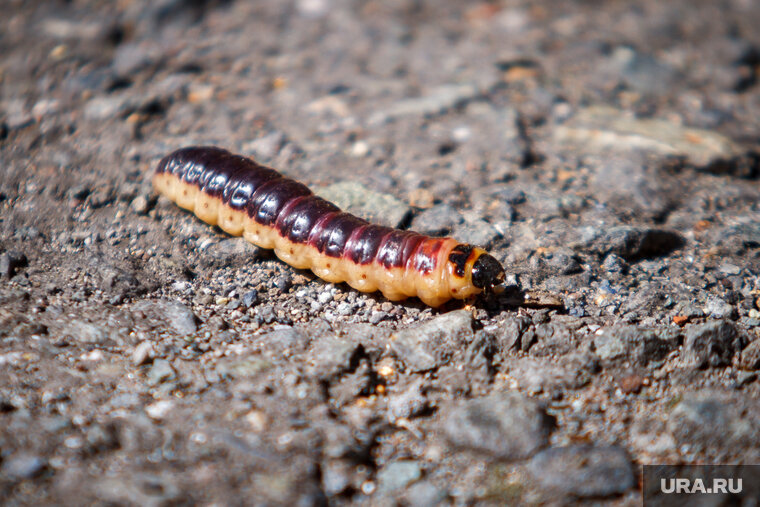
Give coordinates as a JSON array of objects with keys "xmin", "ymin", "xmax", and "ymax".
[{"xmin": 153, "ymin": 146, "xmax": 504, "ymax": 307}]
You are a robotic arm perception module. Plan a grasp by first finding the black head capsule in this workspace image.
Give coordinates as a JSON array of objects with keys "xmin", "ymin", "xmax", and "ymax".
[{"xmin": 471, "ymin": 254, "xmax": 505, "ymax": 292}]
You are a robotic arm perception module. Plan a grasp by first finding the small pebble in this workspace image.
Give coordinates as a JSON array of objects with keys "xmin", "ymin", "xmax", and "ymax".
[
  {"xmin": 350, "ymin": 141, "xmax": 369, "ymax": 157},
  {"xmin": 336, "ymin": 302, "xmax": 353, "ymax": 316},
  {"xmin": 443, "ymin": 392, "xmax": 554, "ymax": 459},
  {"xmin": 132, "ymin": 341, "xmax": 155, "ymax": 366},
  {"xmin": 377, "ymin": 461, "xmax": 422, "ymax": 493},
  {"xmin": 130, "ymin": 195, "xmax": 150, "ymax": 214},
  {"xmin": 146, "ymin": 359, "xmax": 176, "ymax": 386},
  {"xmin": 683, "ymin": 321, "xmax": 744, "ymax": 368},
  {"xmin": 275, "ymin": 274, "xmax": 293, "ymax": 292},
  {"xmin": 1, "ymin": 453, "xmax": 47, "ymax": 480},
  {"xmin": 133, "ymin": 299, "xmax": 197, "ymax": 336},
  {"xmin": 391, "ymin": 310, "xmax": 474, "ymax": 372},
  {"xmin": 318, "ymin": 291, "xmax": 334, "ymax": 305},
  {"xmin": 244, "ymin": 131, "xmax": 286, "ymax": 160},
  {"xmin": 0, "ymin": 250, "xmax": 27, "ymax": 278},
  {"xmin": 145, "ymin": 400, "xmax": 174, "ymax": 420},
  {"xmin": 525, "ymin": 444, "xmax": 634, "ymax": 498},
  {"xmin": 703, "ymin": 296, "xmax": 737, "ymax": 320}
]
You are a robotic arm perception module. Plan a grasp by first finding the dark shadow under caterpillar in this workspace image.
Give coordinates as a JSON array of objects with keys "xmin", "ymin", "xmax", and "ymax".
[{"xmin": 153, "ymin": 146, "xmax": 505, "ymax": 307}]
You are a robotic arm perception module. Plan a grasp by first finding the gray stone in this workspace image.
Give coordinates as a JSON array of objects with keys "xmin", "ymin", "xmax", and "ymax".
[
  {"xmin": 590, "ymin": 154, "xmax": 673, "ymax": 219},
  {"xmin": 387, "ymin": 379, "xmax": 428, "ymax": 421},
  {"xmin": 554, "ymin": 105, "xmax": 749, "ymax": 174},
  {"xmin": 97, "ymin": 263, "xmax": 142, "ymax": 301},
  {"xmin": 112, "ymin": 42, "xmax": 158, "ymax": 77},
  {"xmin": 321, "ymin": 423, "xmax": 357, "ymax": 460},
  {"xmin": 484, "ymin": 315, "xmax": 532, "ymax": 352},
  {"xmin": 244, "ymin": 131, "xmax": 286, "ymax": 160},
  {"xmin": 94, "ymin": 472, "xmax": 181, "ymax": 507},
  {"xmin": 442, "ymin": 392, "xmax": 554, "ymax": 459},
  {"xmin": 242, "ymin": 290, "xmax": 259, "ymax": 308},
  {"xmin": 607, "ymin": 46, "xmax": 678, "ymax": 95},
  {"xmin": 133, "ymin": 300, "xmax": 197, "ymax": 336},
  {"xmin": 0, "ymin": 250, "xmax": 27, "ymax": 278},
  {"xmin": 377, "ymin": 460, "xmax": 422, "ymax": 493},
  {"xmin": 132, "ymin": 341, "xmax": 155, "ymax": 366},
  {"xmin": 490, "ymin": 186, "xmax": 526, "ymax": 205},
  {"xmin": 683, "ymin": 321, "xmax": 744, "ymax": 368},
  {"xmin": 740, "ymin": 340, "xmax": 760, "ymax": 370},
  {"xmin": 667, "ymin": 391, "xmax": 760, "ymax": 452},
  {"xmin": 317, "ymin": 290, "xmax": 333, "ymax": 305},
  {"xmin": 453, "ymin": 219, "xmax": 501, "ymax": 249},
  {"xmin": 130, "ymin": 195, "xmax": 150, "ymax": 215},
  {"xmin": 718, "ymin": 263, "xmax": 743, "ymax": 276},
  {"xmin": 391, "ymin": 310, "xmax": 474, "ymax": 372},
  {"xmin": 305, "ymin": 334, "xmax": 359, "ymax": 379},
  {"xmin": 204, "ymin": 238, "xmax": 259, "ymax": 266},
  {"xmin": 411, "ymin": 204, "xmax": 463, "ymax": 235},
  {"xmin": 321, "ymin": 460, "xmax": 353, "ymax": 496},
  {"xmin": 584, "ymin": 226, "xmax": 684, "ymax": 260},
  {"xmin": 14, "ymin": 227, "xmax": 41, "ymax": 241},
  {"xmin": 216, "ymin": 357, "xmax": 273, "ymax": 379},
  {"xmin": 259, "ymin": 326, "xmax": 311, "ymax": 355},
  {"xmin": 525, "ymin": 445, "xmax": 635, "ymax": 497},
  {"xmin": 704, "ymin": 296, "xmax": 738, "ymax": 320},
  {"xmin": 401, "ymin": 481, "xmax": 448, "ymax": 507},
  {"xmin": 593, "ymin": 325, "xmax": 678, "ymax": 365},
  {"xmin": 61, "ymin": 320, "xmax": 112, "ymax": 345},
  {"xmin": 732, "ymin": 223, "xmax": 760, "ymax": 249},
  {"xmin": 85, "ymin": 423, "xmax": 119, "ymax": 453},
  {"xmin": 335, "ymin": 302, "xmax": 353, "ymax": 316},
  {"xmin": 3, "ymin": 99, "xmax": 33, "ymax": 129},
  {"xmin": 602, "ymin": 253, "xmax": 628, "ymax": 274},
  {"xmin": 1, "ymin": 453, "xmax": 47, "ymax": 480},
  {"xmin": 505, "ymin": 354, "xmax": 598, "ymax": 394},
  {"xmin": 736, "ymin": 371, "xmax": 757, "ymax": 387},
  {"xmin": 369, "ymin": 310, "xmax": 388, "ymax": 324},
  {"xmin": 376, "ymin": 83, "xmax": 481, "ymax": 121},
  {"xmin": 83, "ymin": 95, "xmax": 130, "ymax": 120},
  {"xmin": 535, "ymin": 247, "xmax": 582, "ymax": 275},
  {"xmin": 317, "ymin": 181, "xmax": 410, "ymax": 228},
  {"xmin": 146, "ymin": 359, "xmax": 176, "ymax": 386},
  {"xmin": 273, "ymin": 273, "xmax": 292, "ymax": 292}
]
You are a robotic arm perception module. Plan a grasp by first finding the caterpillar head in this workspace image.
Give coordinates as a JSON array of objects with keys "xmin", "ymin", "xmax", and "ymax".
[
  {"xmin": 471, "ymin": 253, "xmax": 505, "ymax": 292},
  {"xmin": 448, "ymin": 244, "xmax": 506, "ymax": 295}
]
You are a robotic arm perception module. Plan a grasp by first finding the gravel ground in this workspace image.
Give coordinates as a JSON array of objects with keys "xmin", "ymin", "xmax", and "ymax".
[{"xmin": 2, "ymin": 0, "xmax": 760, "ymax": 505}]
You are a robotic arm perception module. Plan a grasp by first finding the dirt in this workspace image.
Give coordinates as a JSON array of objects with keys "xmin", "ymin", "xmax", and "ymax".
[{"xmin": 1, "ymin": 0, "xmax": 760, "ymax": 505}]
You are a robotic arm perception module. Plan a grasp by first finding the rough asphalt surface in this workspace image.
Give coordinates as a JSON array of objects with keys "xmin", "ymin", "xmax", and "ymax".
[{"xmin": 2, "ymin": 0, "xmax": 760, "ymax": 505}]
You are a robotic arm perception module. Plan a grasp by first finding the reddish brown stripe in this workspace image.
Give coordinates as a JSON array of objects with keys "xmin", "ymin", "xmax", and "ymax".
[
  {"xmin": 412, "ymin": 239, "xmax": 444, "ymax": 274},
  {"xmin": 345, "ymin": 224, "xmax": 393, "ymax": 265}
]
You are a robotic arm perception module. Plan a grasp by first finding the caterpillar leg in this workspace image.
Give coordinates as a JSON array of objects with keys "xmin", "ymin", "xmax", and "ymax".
[
  {"xmin": 311, "ymin": 256, "xmax": 346, "ymax": 284},
  {"xmin": 344, "ymin": 262, "xmax": 379, "ymax": 293},
  {"xmin": 273, "ymin": 236, "xmax": 312, "ymax": 270},
  {"xmin": 218, "ymin": 205, "xmax": 246, "ymax": 236},
  {"xmin": 195, "ymin": 192, "xmax": 220, "ymax": 225},
  {"xmin": 175, "ymin": 180, "xmax": 199, "ymax": 211},
  {"xmin": 243, "ymin": 216, "xmax": 276, "ymax": 249}
]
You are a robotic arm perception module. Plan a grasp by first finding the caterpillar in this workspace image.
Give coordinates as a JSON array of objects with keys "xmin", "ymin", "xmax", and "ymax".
[{"xmin": 152, "ymin": 146, "xmax": 505, "ymax": 307}]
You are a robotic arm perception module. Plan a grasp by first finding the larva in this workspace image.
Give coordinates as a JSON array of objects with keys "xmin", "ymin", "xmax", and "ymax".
[{"xmin": 152, "ymin": 146, "xmax": 505, "ymax": 307}]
